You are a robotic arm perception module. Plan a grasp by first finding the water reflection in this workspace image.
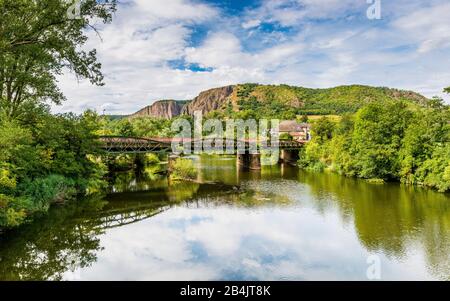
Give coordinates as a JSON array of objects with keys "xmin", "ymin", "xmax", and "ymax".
[
  {"xmin": 0, "ymin": 197, "xmax": 107, "ymax": 280},
  {"xmin": 0, "ymin": 155, "xmax": 449, "ymax": 280},
  {"xmin": 300, "ymin": 171, "xmax": 450, "ymax": 279}
]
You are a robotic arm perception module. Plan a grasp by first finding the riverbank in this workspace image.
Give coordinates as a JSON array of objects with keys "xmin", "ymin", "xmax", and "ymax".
[{"xmin": 297, "ymin": 101, "xmax": 450, "ymax": 193}]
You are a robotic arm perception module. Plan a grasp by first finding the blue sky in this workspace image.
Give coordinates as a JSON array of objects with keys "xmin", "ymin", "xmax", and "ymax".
[{"xmin": 55, "ymin": 0, "xmax": 450, "ymax": 114}]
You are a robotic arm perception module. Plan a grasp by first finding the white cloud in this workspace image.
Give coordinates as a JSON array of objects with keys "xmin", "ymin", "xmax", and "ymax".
[
  {"xmin": 91, "ymin": 23, "xmax": 190, "ymax": 64},
  {"xmin": 53, "ymin": 0, "xmax": 450, "ymax": 114},
  {"xmin": 242, "ymin": 0, "xmax": 366, "ymax": 27},
  {"xmin": 55, "ymin": 0, "xmax": 221, "ymax": 114},
  {"xmin": 242, "ymin": 19, "xmax": 261, "ymax": 29},
  {"xmin": 185, "ymin": 31, "xmax": 305, "ymax": 77},
  {"xmin": 185, "ymin": 32, "xmax": 249, "ymax": 68},
  {"xmin": 394, "ymin": 2, "xmax": 450, "ymax": 53}
]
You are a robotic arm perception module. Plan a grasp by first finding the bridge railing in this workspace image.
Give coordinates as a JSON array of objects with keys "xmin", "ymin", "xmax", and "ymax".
[
  {"xmin": 98, "ymin": 136, "xmax": 305, "ymax": 154},
  {"xmin": 98, "ymin": 136, "xmax": 172, "ymax": 153}
]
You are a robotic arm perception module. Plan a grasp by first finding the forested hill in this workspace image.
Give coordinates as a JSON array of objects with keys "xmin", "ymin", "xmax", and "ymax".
[
  {"xmin": 231, "ymin": 84, "xmax": 429, "ymax": 117},
  {"xmin": 131, "ymin": 84, "xmax": 430, "ymax": 119}
]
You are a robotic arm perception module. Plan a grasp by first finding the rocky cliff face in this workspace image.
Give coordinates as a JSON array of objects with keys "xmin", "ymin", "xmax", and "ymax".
[
  {"xmin": 129, "ymin": 86, "xmax": 235, "ymax": 119},
  {"xmin": 129, "ymin": 84, "xmax": 430, "ymax": 119},
  {"xmin": 181, "ymin": 85, "xmax": 235, "ymax": 115},
  {"xmin": 129, "ymin": 100, "xmax": 185, "ymax": 119}
]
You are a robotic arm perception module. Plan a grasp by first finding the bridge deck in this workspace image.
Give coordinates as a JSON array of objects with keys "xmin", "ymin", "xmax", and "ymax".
[{"xmin": 99, "ymin": 136, "xmax": 305, "ymax": 154}]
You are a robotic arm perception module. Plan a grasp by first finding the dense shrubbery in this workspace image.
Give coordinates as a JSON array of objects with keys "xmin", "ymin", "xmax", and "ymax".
[
  {"xmin": 299, "ymin": 99, "xmax": 450, "ymax": 192},
  {"xmin": 107, "ymin": 153, "xmax": 161, "ymax": 171},
  {"xmin": 102, "ymin": 116, "xmax": 186, "ymax": 138},
  {"xmin": 20, "ymin": 175, "xmax": 77, "ymax": 210},
  {"xmin": 170, "ymin": 158, "xmax": 198, "ymax": 181},
  {"xmin": 0, "ymin": 110, "xmax": 107, "ymax": 229},
  {"xmin": 145, "ymin": 153, "xmax": 161, "ymax": 165}
]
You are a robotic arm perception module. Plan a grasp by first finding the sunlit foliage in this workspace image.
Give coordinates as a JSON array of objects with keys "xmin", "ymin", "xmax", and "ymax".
[{"xmin": 299, "ymin": 99, "xmax": 450, "ymax": 192}]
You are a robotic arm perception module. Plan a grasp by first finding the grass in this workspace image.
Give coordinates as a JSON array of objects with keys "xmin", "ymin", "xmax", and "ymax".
[{"xmin": 299, "ymin": 115, "xmax": 342, "ymax": 122}]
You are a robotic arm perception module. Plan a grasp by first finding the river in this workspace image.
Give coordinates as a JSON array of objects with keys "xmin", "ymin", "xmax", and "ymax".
[{"xmin": 0, "ymin": 155, "xmax": 449, "ymax": 280}]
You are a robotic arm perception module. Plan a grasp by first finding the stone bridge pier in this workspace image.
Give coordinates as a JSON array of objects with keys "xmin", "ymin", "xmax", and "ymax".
[
  {"xmin": 237, "ymin": 153, "xmax": 261, "ymax": 170},
  {"xmin": 280, "ymin": 149, "xmax": 299, "ymax": 165}
]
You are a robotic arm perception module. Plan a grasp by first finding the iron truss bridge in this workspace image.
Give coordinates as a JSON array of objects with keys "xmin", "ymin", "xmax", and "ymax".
[
  {"xmin": 99, "ymin": 136, "xmax": 172, "ymax": 153},
  {"xmin": 99, "ymin": 136, "xmax": 305, "ymax": 154}
]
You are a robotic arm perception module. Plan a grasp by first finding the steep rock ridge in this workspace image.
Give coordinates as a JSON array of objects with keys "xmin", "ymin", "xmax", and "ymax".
[
  {"xmin": 129, "ymin": 100, "xmax": 185, "ymax": 119},
  {"xmin": 129, "ymin": 84, "xmax": 430, "ymax": 119},
  {"xmin": 181, "ymin": 85, "xmax": 235, "ymax": 115}
]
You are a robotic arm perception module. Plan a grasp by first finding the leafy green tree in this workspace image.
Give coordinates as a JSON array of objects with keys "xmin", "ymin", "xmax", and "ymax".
[
  {"xmin": 427, "ymin": 96, "xmax": 445, "ymax": 109},
  {"xmin": 298, "ymin": 117, "xmax": 336, "ymax": 171},
  {"xmin": 414, "ymin": 144, "xmax": 450, "ymax": 192},
  {"xmin": 312, "ymin": 117, "xmax": 335, "ymax": 143},
  {"xmin": 399, "ymin": 107, "xmax": 448, "ymax": 182},
  {"xmin": 299, "ymin": 114, "xmax": 309, "ymax": 123},
  {"xmin": 349, "ymin": 101, "xmax": 413, "ymax": 180},
  {"xmin": 0, "ymin": 1, "xmax": 117, "ymax": 229},
  {"xmin": 116, "ymin": 119, "xmax": 135, "ymax": 137},
  {"xmin": 107, "ymin": 117, "xmax": 176, "ymax": 138},
  {"xmin": 0, "ymin": 0, "xmax": 116, "ymax": 118}
]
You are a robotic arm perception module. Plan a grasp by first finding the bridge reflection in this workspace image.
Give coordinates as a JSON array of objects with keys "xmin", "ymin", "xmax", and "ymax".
[{"xmin": 0, "ymin": 181, "xmax": 236, "ymax": 280}]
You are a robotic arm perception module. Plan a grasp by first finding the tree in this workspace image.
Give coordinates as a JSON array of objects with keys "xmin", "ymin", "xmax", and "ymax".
[
  {"xmin": 0, "ymin": 0, "xmax": 116, "ymax": 118},
  {"xmin": 0, "ymin": 1, "xmax": 116, "ymax": 229},
  {"xmin": 117, "ymin": 119, "xmax": 135, "ymax": 137},
  {"xmin": 348, "ymin": 101, "xmax": 413, "ymax": 180},
  {"xmin": 427, "ymin": 96, "xmax": 445, "ymax": 109},
  {"xmin": 312, "ymin": 117, "xmax": 335, "ymax": 143},
  {"xmin": 298, "ymin": 117, "xmax": 336, "ymax": 171},
  {"xmin": 444, "ymin": 87, "xmax": 450, "ymax": 94}
]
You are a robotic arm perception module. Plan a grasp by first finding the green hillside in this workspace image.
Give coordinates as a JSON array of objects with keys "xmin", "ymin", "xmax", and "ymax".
[{"xmin": 226, "ymin": 84, "xmax": 429, "ymax": 119}]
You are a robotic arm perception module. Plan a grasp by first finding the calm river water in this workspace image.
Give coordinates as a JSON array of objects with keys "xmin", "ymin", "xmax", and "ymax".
[{"xmin": 0, "ymin": 155, "xmax": 449, "ymax": 280}]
